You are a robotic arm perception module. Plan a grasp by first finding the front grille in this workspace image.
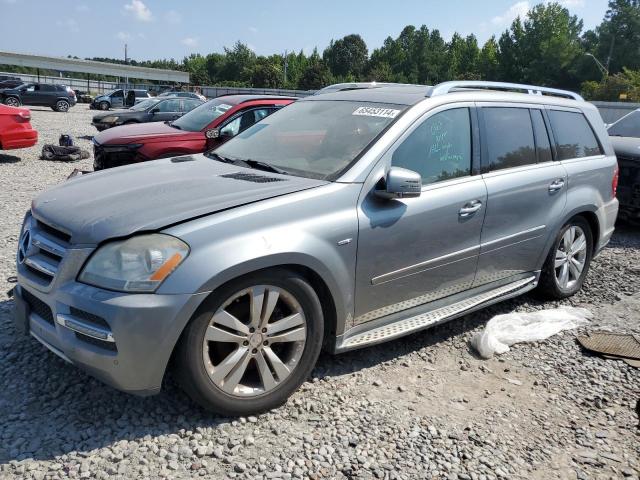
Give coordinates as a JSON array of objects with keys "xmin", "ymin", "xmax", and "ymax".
[
  {"xmin": 220, "ymin": 172, "xmax": 286, "ymax": 183},
  {"xmin": 93, "ymin": 144, "xmax": 137, "ymax": 170},
  {"xmin": 22, "ymin": 289, "xmax": 54, "ymax": 325},
  {"xmin": 21, "ymin": 218, "xmax": 70, "ymax": 287}
]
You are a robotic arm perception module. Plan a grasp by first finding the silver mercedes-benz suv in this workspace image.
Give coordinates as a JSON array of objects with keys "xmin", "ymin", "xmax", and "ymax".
[{"xmin": 13, "ymin": 81, "xmax": 619, "ymax": 415}]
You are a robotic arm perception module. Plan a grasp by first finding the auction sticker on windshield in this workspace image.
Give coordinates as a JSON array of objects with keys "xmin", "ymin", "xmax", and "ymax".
[{"xmin": 352, "ymin": 106, "xmax": 400, "ymax": 119}]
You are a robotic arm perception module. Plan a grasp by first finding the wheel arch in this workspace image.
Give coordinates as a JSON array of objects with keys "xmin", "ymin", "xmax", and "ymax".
[{"xmin": 536, "ymin": 205, "xmax": 601, "ymax": 269}]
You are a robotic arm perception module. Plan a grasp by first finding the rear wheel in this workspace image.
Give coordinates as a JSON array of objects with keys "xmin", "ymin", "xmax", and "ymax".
[
  {"xmin": 53, "ymin": 100, "xmax": 70, "ymax": 112},
  {"xmin": 175, "ymin": 269, "xmax": 324, "ymax": 416},
  {"xmin": 4, "ymin": 97, "xmax": 20, "ymax": 107},
  {"xmin": 537, "ymin": 217, "xmax": 593, "ymax": 299}
]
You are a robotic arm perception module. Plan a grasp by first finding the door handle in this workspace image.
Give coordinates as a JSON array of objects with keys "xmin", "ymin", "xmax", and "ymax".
[
  {"xmin": 548, "ymin": 179, "xmax": 565, "ymax": 192},
  {"xmin": 459, "ymin": 200, "xmax": 482, "ymax": 217}
]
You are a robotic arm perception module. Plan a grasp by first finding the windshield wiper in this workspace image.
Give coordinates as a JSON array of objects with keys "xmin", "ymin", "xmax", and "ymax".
[
  {"xmin": 207, "ymin": 152, "xmax": 238, "ymax": 164},
  {"xmin": 166, "ymin": 121, "xmax": 182, "ymax": 130},
  {"xmin": 242, "ymin": 159, "xmax": 289, "ymax": 175}
]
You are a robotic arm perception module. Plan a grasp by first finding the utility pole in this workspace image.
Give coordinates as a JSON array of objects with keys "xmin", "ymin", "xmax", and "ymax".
[
  {"xmin": 124, "ymin": 43, "xmax": 129, "ymax": 89},
  {"xmin": 283, "ymin": 50, "xmax": 288, "ymax": 86},
  {"xmin": 585, "ymin": 53, "xmax": 609, "ymax": 80}
]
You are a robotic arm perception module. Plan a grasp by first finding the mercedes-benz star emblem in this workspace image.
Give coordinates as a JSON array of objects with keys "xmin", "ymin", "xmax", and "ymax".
[{"xmin": 18, "ymin": 230, "xmax": 31, "ymax": 264}]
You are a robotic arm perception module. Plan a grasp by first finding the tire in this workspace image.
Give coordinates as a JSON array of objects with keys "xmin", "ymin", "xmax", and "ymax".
[
  {"xmin": 175, "ymin": 268, "xmax": 324, "ymax": 416},
  {"xmin": 99, "ymin": 101, "xmax": 110, "ymax": 111},
  {"xmin": 53, "ymin": 100, "xmax": 70, "ymax": 112},
  {"xmin": 537, "ymin": 216, "xmax": 593, "ymax": 300},
  {"xmin": 4, "ymin": 97, "xmax": 20, "ymax": 107}
]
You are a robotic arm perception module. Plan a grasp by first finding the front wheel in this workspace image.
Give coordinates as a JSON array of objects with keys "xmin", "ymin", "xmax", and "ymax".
[
  {"xmin": 99, "ymin": 101, "xmax": 109, "ymax": 110},
  {"xmin": 54, "ymin": 100, "xmax": 70, "ymax": 112},
  {"xmin": 537, "ymin": 217, "xmax": 593, "ymax": 299},
  {"xmin": 175, "ymin": 269, "xmax": 324, "ymax": 416},
  {"xmin": 4, "ymin": 97, "xmax": 20, "ymax": 107}
]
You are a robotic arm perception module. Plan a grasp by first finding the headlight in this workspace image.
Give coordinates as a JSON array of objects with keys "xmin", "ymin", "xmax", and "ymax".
[
  {"xmin": 78, "ymin": 234, "xmax": 189, "ymax": 293},
  {"xmin": 101, "ymin": 116, "xmax": 119, "ymax": 123}
]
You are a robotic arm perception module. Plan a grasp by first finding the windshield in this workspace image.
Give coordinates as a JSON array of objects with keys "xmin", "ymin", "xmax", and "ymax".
[
  {"xmin": 608, "ymin": 110, "xmax": 640, "ymax": 138},
  {"xmin": 130, "ymin": 98, "xmax": 160, "ymax": 111},
  {"xmin": 171, "ymin": 98, "xmax": 234, "ymax": 132},
  {"xmin": 211, "ymin": 100, "xmax": 405, "ymax": 180},
  {"xmin": 102, "ymin": 89, "xmax": 119, "ymax": 97}
]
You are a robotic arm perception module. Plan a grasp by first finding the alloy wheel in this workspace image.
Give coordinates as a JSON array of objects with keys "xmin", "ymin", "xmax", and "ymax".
[
  {"xmin": 57, "ymin": 101, "xmax": 69, "ymax": 112},
  {"xmin": 554, "ymin": 225, "xmax": 587, "ymax": 290},
  {"xmin": 5, "ymin": 97, "xmax": 19, "ymax": 107},
  {"xmin": 202, "ymin": 285, "xmax": 307, "ymax": 397}
]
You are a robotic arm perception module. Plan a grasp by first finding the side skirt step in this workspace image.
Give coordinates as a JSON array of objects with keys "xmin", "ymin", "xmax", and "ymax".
[{"xmin": 338, "ymin": 276, "xmax": 536, "ymax": 351}]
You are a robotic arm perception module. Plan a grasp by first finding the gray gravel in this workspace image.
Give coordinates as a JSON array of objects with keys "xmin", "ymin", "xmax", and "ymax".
[{"xmin": 0, "ymin": 105, "xmax": 639, "ymax": 480}]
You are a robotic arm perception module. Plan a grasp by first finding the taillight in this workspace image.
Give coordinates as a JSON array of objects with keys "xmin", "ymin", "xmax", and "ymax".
[
  {"xmin": 14, "ymin": 111, "xmax": 30, "ymax": 122},
  {"xmin": 612, "ymin": 163, "xmax": 619, "ymax": 198}
]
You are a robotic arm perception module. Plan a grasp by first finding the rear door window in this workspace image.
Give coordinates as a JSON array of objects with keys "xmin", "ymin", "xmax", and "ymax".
[
  {"xmin": 391, "ymin": 107, "xmax": 472, "ymax": 185},
  {"xmin": 156, "ymin": 99, "xmax": 181, "ymax": 112},
  {"xmin": 483, "ymin": 107, "xmax": 537, "ymax": 171},
  {"xmin": 548, "ymin": 110, "xmax": 603, "ymax": 160}
]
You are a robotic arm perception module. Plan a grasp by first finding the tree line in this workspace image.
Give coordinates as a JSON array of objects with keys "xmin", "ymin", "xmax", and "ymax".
[{"xmin": 2, "ymin": 0, "xmax": 640, "ymax": 100}]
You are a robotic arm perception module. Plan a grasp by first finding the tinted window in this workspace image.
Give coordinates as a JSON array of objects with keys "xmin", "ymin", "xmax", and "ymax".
[
  {"xmin": 484, "ymin": 107, "xmax": 536, "ymax": 171},
  {"xmin": 112, "ymin": 90, "xmax": 124, "ymax": 98},
  {"xmin": 182, "ymin": 99, "xmax": 202, "ymax": 112},
  {"xmin": 607, "ymin": 110, "xmax": 640, "ymax": 138},
  {"xmin": 156, "ymin": 99, "xmax": 181, "ymax": 112},
  {"xmin": 172, "ymin": 98, "xmax": 235, "ymax": 132},
  {"xmin": 392, "ymin": 108, "xmax": 471, "ymax": 184},
  {"xmin": 548, "ymin": 110, "xmax": 602, "ymax": 160},
  {"xmin": 531, "ymin": 109, "xmax": 553, "ymax": 163},
  {"xmin": 40, "ymin": 85, "xmax": 56, "ymax": 92}
]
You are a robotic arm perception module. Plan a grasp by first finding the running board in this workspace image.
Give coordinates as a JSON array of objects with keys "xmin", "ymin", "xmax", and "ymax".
[{"xmin": 338, "ymin": 276, "xmax": 536, "ymax": 351}]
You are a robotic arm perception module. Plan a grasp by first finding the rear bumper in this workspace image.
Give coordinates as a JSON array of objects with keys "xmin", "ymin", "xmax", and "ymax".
[
  {"xmin": 595, "ymin": 197, "xmax": 619, "ymax": 255},
  {"xmin": 13, "ymin": 281, "xmax": 208, "ymax": 396},
  {"xmin": 0, "ymin": 127, "xmax": 37, "ymax": 150}
]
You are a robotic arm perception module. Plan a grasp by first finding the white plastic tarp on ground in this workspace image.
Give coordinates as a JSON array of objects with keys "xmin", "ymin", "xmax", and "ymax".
[{"xmin": 471, "ymin": 307, "xmax": 592, "ymax": 359}]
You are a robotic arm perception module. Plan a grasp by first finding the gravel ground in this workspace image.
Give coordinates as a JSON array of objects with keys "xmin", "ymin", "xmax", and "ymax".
[{"xmin": 0, "ymin": 104, "xmax": 639, "ymax": 480}]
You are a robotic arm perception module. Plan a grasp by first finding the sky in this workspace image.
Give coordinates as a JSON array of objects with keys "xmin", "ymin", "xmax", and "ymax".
[{"xmin": 0, "ymin": 0, "xmax": 610, "ymax": 62}]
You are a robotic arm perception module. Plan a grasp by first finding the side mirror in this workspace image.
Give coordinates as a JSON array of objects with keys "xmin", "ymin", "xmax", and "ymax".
[{"xmin": 375, "ymin": 167, "xmax": 422, "ymax": 199}]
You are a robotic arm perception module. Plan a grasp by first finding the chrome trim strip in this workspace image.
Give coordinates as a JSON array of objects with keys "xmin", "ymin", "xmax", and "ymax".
[
  {"xmin": 343, "ymin": 276, "xmax": 536, "ymax": 350},
  {"xmin": 371, "ymin": 245, "xmax": 478, "ymax": 286},
  {"xmin": 56, "ymin": 314, "xmax": 115, "ymax": 342},
  {"xmin": 480, "ymin": 225, "xmax": 546, "ymax": 251},
  {"xmin": 31, "ymin": 233, "xmax": 66, "ymax": 257},
  {"xmin": 30, "ymin": 330, "xmax": 72, "ymax": 363},
  {"xmin": 24, "ymin": 255, "xmax": 57, "ymax": 277}
]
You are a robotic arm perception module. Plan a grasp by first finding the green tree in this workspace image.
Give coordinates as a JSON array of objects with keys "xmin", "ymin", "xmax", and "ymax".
[
  {"xmin": 479, "ymin": 36, "xmax": 500, "ymax": 80},
  {"xmin": 323, "ymin": 34, "xmax": 368, "ymax": 78},
  {"xmin": 220, "ymin": 41, "xmax": 256, "ymax": 84},
  {"xmin": 591, "ymin": 0, "xmax": 640, "ymax": 74},
  {"xmin": 250, "ymin": 57, "xmax": 282, "ymax": 88},
  {"xmin": 298, "ymin": 57, "xmax": 332, "ymax": 90}
]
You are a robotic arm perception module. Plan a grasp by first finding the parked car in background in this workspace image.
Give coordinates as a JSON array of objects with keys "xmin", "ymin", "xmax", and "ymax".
[
  {"xmin": 90, "ymin": 89, "xmax": 151, "ymax": 110},
  {"xmin": 608, "ymin": 108, "xmax": 640, "ymax": 223},
  {"xmin": 0, "ymin": 104, "xmax": 37, "ymax": 150},
  {"xmin": 159, "ymin": 91, "xmax": 207, "ymax": 102},
  {"xmin": 0, "ymin": 79, "xmax": 25, "ymax": 89},
  {"xmin": 74, "ymin": 90, "xmax": 94, "ymax": 103},
  {"xmin": 14, "ymin": 81, "xmax": 618, "ymax": 415},
  {"xmin": 1, "ymin": 83, "xmax": 77, "ymax": 112},
  {"xmin": 93, "ymin": 95, "xmax": 295, "ymax": 170},
  {"xmin": 91, "ymin": 97, "xmax": 203, "ymax": 131}
]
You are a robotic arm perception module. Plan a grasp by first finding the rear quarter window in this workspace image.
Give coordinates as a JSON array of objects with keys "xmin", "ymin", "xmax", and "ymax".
[{"xmin": 548, "ymin": 110, "xmax": 603, "ymax": 160}]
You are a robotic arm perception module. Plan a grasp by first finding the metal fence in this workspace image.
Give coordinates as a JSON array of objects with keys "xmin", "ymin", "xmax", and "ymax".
[{"xmin": 591, "ymin": 101, "xmax": 640, "ymax": 124}]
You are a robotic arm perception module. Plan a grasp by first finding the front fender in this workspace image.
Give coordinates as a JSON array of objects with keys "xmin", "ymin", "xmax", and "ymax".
[{"xmin": 159, "ymin": 183, "xmax": 362, "ymax": 336}]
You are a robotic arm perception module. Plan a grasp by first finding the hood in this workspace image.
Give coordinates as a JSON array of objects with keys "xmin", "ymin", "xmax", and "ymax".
[
  {"xmin": 92, "ymin": 109, "xmax": 140, "ymax": 122},
  {"xmin": 94, "ymin": 121, "xmax": 198, "ymax": 144},
  {"xmin": 31, "ymin": 155, "xmax": 328, "ymax": 245},
  {"xmin": 611, "ymin": 136, "xmax": 640, "ymax": 160}
]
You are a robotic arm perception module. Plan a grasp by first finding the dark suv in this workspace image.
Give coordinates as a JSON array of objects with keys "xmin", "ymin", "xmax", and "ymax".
[{"xmin": 1, "ymin": 83, "xmax": 77, "ymax": 112}]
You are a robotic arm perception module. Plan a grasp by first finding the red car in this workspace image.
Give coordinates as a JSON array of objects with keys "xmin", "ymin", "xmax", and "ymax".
[
  {"xmin": 92, "ymin": 95, "xmax": 296, "ymax": 170},
  {"xmin": 0, "ymin": 104, "xmax": 38, "ymax": 150}
]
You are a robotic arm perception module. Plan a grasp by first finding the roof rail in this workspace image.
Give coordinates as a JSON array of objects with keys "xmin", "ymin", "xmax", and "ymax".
[{"xmin": 429, "ymin": 81, "xmax": 584, "ymax": 101}]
